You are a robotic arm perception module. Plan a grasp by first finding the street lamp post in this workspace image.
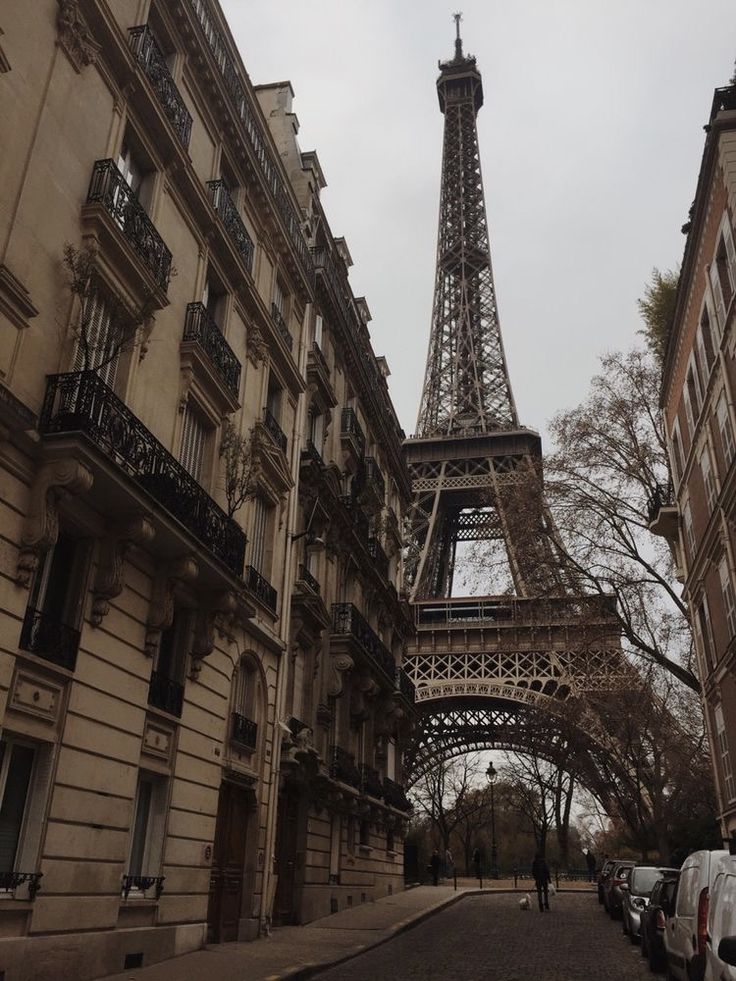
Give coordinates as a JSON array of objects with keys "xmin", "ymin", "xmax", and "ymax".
[{"xmin": 487, "ymin": 762, "xmax": 499, "ymax": 880}]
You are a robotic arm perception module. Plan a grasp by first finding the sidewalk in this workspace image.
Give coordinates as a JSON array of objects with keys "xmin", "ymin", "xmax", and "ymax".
[{"xmin": 102, "ymin": 880, "xmax": 596, "ymax": 981}]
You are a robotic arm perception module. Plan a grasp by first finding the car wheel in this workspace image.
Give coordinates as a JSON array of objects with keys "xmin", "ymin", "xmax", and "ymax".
[
  {"xmin": 640, "ymin": 931, "xmax": 648, "ymax": 957},
  {"xmin": 630, "ymin": 929, "xmax": 638, "ymax": 946}
]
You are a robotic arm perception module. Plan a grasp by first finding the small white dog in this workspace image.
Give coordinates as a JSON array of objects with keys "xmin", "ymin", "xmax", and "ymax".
[{"xmin": 519, "ymin": 893, "xmax": 531, "ymax": 911}]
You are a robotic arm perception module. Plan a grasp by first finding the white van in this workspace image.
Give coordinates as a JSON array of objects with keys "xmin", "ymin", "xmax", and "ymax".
[
  {"xmin": 705, "ymin": 854, "xmax": 736, "ymax": 980},
  {"xmin": 664, "ymin": 849, "xmax": 728, "ymax": 981}
]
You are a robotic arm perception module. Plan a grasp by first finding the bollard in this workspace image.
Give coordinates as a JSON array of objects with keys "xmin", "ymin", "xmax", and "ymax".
[{"xmin": 514, "ymin": 866, "xmax": 518, "ymax": 889}]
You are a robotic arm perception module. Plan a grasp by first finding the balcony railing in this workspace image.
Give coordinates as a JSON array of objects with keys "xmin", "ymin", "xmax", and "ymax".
[
  {"xmin": 297, "ymin": 563, "xmax": 320, "ymax": 594},
  {"xmin": 330, "ymin": 745, "xmax": 361, "ymax": 788},
  {"xmin": 339, "ymin": 495, "xmax": 369, "ymax": 542},
  {"xmin": 183, "ymin": 302, "xmax": 241, "ymax": 398},
  {"xmin": 86, "ymin": 159, "xmax": 172, "ymax": 290},
  {"xmin": 232, "ymin": 712, "xmax": 258, "ymax": 749},
  {"xmin": 0, "ymin": 872, "xmax": 43, "ymax": 900},
  {"xmin": 331, "ymin": 603, "xmax": 395, "ymax": 680},
  {"xmin": 39, "ymin": 372, "xmax": 246, "ymax": 577},
  {"xmin": 368, "ymin": 537, "xmax": 390, "ymax": 581},
  {"xmin": 185, "ymin": 0, "xmax": 313, "ymax": 285},
  {"xmin": 397, "ymin": 667, "xmax": 416, "ymax": 704},
  {"xmin": 309, "ymin": 340, "xmax": 330, "ymax": 377},
  {"xmin": 129, "ymin": 26, "xmax": 192, "ymax": 148},
  {"xmin": 262, "ymin": 407, "xmax": 287, "ymax": 454},
  {"xmin": 148, "ymin": 670, "xmax": 184, "ymax": 717},
  {"xmin": 362, "ymin": 456, "xmax": 386, "ymax": 503},
  {"xmin": 207, "ymin": 180, "xmax": 254, "ymax": 274},
  {"xmin": 18, "ymin": 607, "xmax": 80, "ymax": 671},
  {"xmin": 122, "ymin": 874, "xmax": 165, "ymax": 900},
  {"xmin": 270, "ymin": 303, "xmax": 293, "ymax": 351},
  {"xmin": 414, "ymin": 594, "xmax": 618, "ymax": 628},
  {"xmin": 360, "ymin": 764, "xmax": 384, "ymax": 799},
  {"xmin": 245, "ymin": 565, "xmax": 278, "ymax": 612},
  {"xmin": 383, "ymin": 777, "xmax": 412, "ymax": 812},
  {"xmin": 340, "ymin": 407, "xmax": 366, "ymax": 457}
]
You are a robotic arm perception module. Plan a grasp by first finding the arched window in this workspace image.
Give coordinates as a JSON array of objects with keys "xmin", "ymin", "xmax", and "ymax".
[{"xmin": 231, "ymin": 656, "xmax": 261, "ymax": 752}]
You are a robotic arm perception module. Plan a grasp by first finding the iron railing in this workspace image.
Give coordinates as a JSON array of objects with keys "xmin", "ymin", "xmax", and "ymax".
[
  {"xmin": 330, "ymin": 745, "xmax": 361, "ymax": 788},
  {"xmin": 262, "ymin": 407, "xmax": 287, "ymax": 454},
  {"xmin": 0, "ymin": 872, "xmax": 43, "ymax": 899},
  {"xmin": 244, "ymin": 565, "xmax": 278, "ymax": 612},
  {"xmin": 396, "ymin": 667, "xmax": 416, "ymax": 704},
  {"xmin": 383, "ymin": 777, "xmax": 412, "ymax": 812},
  {"xmin": 128, "ymin": 26, "xmax": 192, "ymax": 148},
  {"xmin": 360, "ymin": 764, "xmax": 384, "ymax": 799},
  {"xmin": 207, "ymin": 180, "xmax": 254, "ymax": 274},
  {"xmin": 340, "ymin": 407, "xmax": 366, "ymax": 457},
  {"xmin": 18, "ymin": 607, "xmax": 80, "ymax": 671},
  {"xmin": 331, "ymin": 603, "xmax": 395, "ymax": 680},
  {"xmin": 270, "ymin": 303, "xmax": 293, "ymax": 351},
  {"xmin": 362, "ymin": 457, "xmax": 386, "ymax": 503},
  {"xmin": 232, "ymin": 712, "xmax": 258, "ymax": 749},
  {"xmin": 39, "ymin": 372, "xmax": 246, "ymax": 577},
  {"xmin": 368, "ymin": 537, "xmax": 390, "ymax": 581},
  {"xmin": 414, "ymin": 594, "xmax": 618, "ymax": 628},
  {"xmin": 183, "ymin": 302, "xmax": 241, "ymax": 399},
  {"xmin": 297, "ymin": 564, "xmax": 320, "ymax": 594},
  {"xmin": 185, "ymin": 0, "xmax": 313, "ymax": 285},
  {"xmin": 308, "ymin": 340, "xmax": 330, "ymax": 377},
  {"xmin": 339, "ymin": 495, "xmax": 369, "ymax": 542},
  {"xmin": 148, "ymin": 670, "xmax": 184, "ymax": 717},
  {"xmin": 647, "ymin": 481, "xmax": 675, "ymax": 523},
  {"xmin": 86, "ymin": 159, "xmax": 172, "ymax": 290},
  {"xmin": 122, "ymin": 874, "xmax": 165, "ymax": 900}
]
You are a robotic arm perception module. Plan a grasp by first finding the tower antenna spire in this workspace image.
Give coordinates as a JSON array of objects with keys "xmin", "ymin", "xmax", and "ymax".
[{"xmin": 453, "ymin": 11, "xmax": 463, "ymax": 60}]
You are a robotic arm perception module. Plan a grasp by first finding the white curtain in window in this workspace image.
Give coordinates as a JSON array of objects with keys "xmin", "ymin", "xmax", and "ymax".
[
  {"xmin": 74, "ymin": 289, "xmax": 120, "ymax": 389},
  {"xmin": 180, "ymin": 404, "xmax": 207, "ymax": 481}
]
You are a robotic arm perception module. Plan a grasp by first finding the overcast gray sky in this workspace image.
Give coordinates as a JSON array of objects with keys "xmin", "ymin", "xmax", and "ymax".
[{"xmin": 222, "ymin": 0, "xmax": 736, "ymax": 440}]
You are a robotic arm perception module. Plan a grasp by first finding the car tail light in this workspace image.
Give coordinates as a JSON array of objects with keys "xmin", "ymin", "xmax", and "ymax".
[
  {"xmin": 697, "ymin": 887, "xmax": 709, "ymax": 956},
  {"xmin": 655, "ymin": 909, "xmax": 666, "ymax": 929}
]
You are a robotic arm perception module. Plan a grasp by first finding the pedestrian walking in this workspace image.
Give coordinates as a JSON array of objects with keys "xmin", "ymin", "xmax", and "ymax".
[
  {"xmin": 585, "ymin": 849, "xmax": 596, "ymax": 883},
  {"xmin": 531, "ymin": 852, "xmax": 551, "ymax": 912},
  {"xmin": 445, "ymin": 847, "xmax": 454, "ymax": 879},
  {"xmin": 473, "ymin": 846, "xmax": 482, "ymax": 879},
  {"xmin": 430, "ymin": 848, "xmax": 441, "ymax": 886}
]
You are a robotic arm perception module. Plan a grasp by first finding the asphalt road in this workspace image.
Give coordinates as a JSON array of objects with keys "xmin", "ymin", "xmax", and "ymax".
[{"xmin": 314, "ymin": 892, "xmax": 652, "ymax": 980}]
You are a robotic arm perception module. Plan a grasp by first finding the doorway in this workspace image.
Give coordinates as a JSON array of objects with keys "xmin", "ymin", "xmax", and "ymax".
[
  {"xmin": 272, "ymin": 786, "xmax": 302, "ymax": 924},
  {"xmin": 207, "ymin": 781, "xmax": 254, "ymax": 943}
]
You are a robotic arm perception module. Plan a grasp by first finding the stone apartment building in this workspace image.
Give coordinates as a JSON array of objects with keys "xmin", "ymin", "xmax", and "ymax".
[
  {"xmin": 0, "ymin": 2, "xmax": 414, "ymax": 979},
  {"xmin": 652, "ymin": 75, "xmax": 736, "ymax": 835}
]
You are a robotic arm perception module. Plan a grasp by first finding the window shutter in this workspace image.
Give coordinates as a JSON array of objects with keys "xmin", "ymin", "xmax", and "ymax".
[
  {"xmin": 180, "ymin": 404, "xmax": 207, "ymax": 481},
  {"xmin": 0, "ymin": 744, "xmax": 35, "ymax": 874},
  {"xmin": 75, "ymin": 289, "xmax": 120, "ymax": 390}
]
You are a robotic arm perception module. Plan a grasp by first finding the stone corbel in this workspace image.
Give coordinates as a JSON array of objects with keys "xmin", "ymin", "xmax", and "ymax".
[
  {"xmin": 56, "ymin": 0, "xmax": 101, "ymax": 73},
  {"xmin": 144, "ymin": 556, "xmax": 198, "ymax": 657},
  {"xmin": 326, "ymin": 652, "xmax": 354, "ymax": 698},
  {"xmin": 91, "ymin": 515, "xmax": 155, "ymax": 626},
  {"xmin": 178, "ymin": 365, "xmax": 194, "ymax": 413},
  {"xmin": 188, "ymin": 590, "xmax": 238, "ymax": 679},
  {"xmin": 17, "ymin": 458, "xmax": 94, "ymax": 587},
  {"xmin": 350, "ymin": 672, "xmax": 378, "ymax": 720},
  {"xmin": 246, "ymin": 323, "xmax": 268, "ymax": 367}
]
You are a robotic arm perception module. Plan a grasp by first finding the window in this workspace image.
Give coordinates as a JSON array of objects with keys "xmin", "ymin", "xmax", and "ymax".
[
  {"xmin": 250, "ymin": 496, "xmax": 269, "ymax": 574},
  {"xmin": 701, "ymin": 444, "xmax": 717, "ymax": 513},
  {"xmin": 670, "ymin": 423, "xmax": 684, "ymax": 486},
  {"xmin": 387, "ymin": 828, "xmax": 395, "ymax": 852},
  {"xmin": 180, "ymin": 402, "xmax": 209, "ymax": 482},
  {"xmin": 717, "ymin": 392, "xmax": 736, "ymax": 468},
  {"xmin": 686, "ymin": 359, "xmax": 702, "ymax": 419},
  {"xmin": 698, "ymin": 306, "xmax": 717, "ymax": 375},
  {"xmin": 696, "ymin": 598, "xmax": 716, "ymax": 669},
  {"xmin": 683, "ymin": 387, "xmax": 695, "ymax": 439},
  {"xmin": 0, "ymin": 740, "xmax": 35, "ymax": 877},
  {"xmin": 314, "ymin": 314, "xmax": 323, "ymax": 349},
  {"xmin": 716, "ymin": 704, "xmax": 736, "ymax": 803},
  {"xmin": 73, "ymin": 287, "xmax": 123, "ymax": 389},
  {"xmin": 117, "ymin": 142, "xmax": 145, "ymax": 194},
  {"xmin": 273, "ymin": 278, "xmax": 285, "ymax": 315},
  {"xmin": 719, "ymin": 556, "xmax": 736, "ymax": 640},
  {"xmin": 682, "ymin": 501, "xmax": 696, "ymax": 559},
  {"xmin": 156, "ymin": 609, "xmax": 190, "ymax": 687},
  {"xmin": 328, "ymin": 815, "xmax": 341, "ymax": 884},
  {"xmin": 359, "ymin": 819, "xmax": 370, "ymax": 847},
  {"xmin": 126, "ymin": 772, "xmax": 168, "ymax": 889},
  {"xmin": 308, "ymin": 406, "xmax": 324, "ymax": 453}
]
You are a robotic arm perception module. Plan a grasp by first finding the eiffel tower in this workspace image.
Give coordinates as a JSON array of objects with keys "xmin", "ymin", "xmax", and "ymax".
[{"xmin": 404, "ymin": 18, "xmax": 633, "ymax": 785}]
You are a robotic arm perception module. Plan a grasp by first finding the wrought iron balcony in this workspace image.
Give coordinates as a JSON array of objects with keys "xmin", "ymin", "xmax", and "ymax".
[
  {"xmin": 297, "ymin": 563, "xmax": 320, "ymax": 594},
  {"xmin": 368, "ymin": 537, "xmax": 390, "ymax": 581},
  {"xmin": 383, "ymin": 777, "xmax": 412, "ymax": 812},
  {"xmin": 148, "ymin": 669, "xmax": 184, "ymax": 717},
  {"xmin": 340, "ymin": 407, "xmax": 366, "ymax": 457},
  {"xmin": 270, "ymin": 303, "xmax": 293, "ymax": 351},
  {"xmin": 129, "ymin": 26, "xmax": 192, "ymax": 148},
  {"xmin": 360, "ymin": 764, "xmax": 384, "ymax": 799},
  {"xmin": 183, "ymin": 302, "xmax": 241, "ymax": 398},
  {"xmin": 232, "ymin": 712, "xmax": 258, "ymax": 749},
  {"xmin": 330, "ymin": 745, "xmax": 361, "ymax": 789},
  {"xmin": 86, "ymin": 159, "xmax": 172, "ymax": 290},
  {"xmin": 185, "ymin": 0, "xmax": 313, "ymax": 285},
  {"xmin": 122, "ymin": 874, "xmax": 165, "ymax": 900},
  {"xmin": 339, "ymin": 495, "xmax": 369, "ymax": 542},
  {"xmin": 39, "ymin": 372, "xmax": 246, "ymax": 577},
  {"xmin": 207, "ymin": 180, "xmax": 254, "ymax": 274},
  {"xmin": 331, "ymin": 603, "xmax": 395, "ymax": 680},
  {"xmin": 396, "ymin": 667, "xmax": 416, "ymax": 704},
  {"xmin": 245, "ymin": 565, "xmax": 278, "ymax": 612},
  {"xmin": 262, "ymin": 407, "xmax": 287, "ymax": 454},
  {"xmin": 19, "ymin": 606, "xmax": 80, "ymax": 671},
  {"xmin": 362, "ymin": 457, "xmax": 386, "ymax": 504},
  {"xmin": 0, "ymin": 871, "xmax": 43, "ymax": 899},
  {"xmin": 309, "ymin": 340, "xmax": 330, "ymax": 378}
]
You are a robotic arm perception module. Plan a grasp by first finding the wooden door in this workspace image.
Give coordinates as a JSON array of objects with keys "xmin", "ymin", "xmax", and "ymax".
[
  {"xmin": 207, "ymin": 782, "xmax": 250, "ymax": 943},
  {"xmin": 273, "ymin": 788, "xmax": 301, "ymax": 924}
]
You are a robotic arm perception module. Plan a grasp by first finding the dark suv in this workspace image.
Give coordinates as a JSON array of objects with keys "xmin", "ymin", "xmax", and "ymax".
[{"xmin": 605, "ymin": 861, "xmax": 636, "ymax": 919}]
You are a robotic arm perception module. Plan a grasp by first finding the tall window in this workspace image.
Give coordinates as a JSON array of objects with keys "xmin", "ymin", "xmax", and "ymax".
[
  {"xmin": 314, "ymin": 313, "xmax": 323, "ymax": 349},
  {"xmin": 127, "ymin": 772, "xmax": 168, "ymax": 883},
  {"xmin": 697, "ymin": 307, "xmax": 717, "ymax": 376},
  {"xmin": 715, "ymin": 704, "xmax": 736, "ymax": 803},
  {"xmin": 719, "ymin": 555, "xmax": 736, "ymax": 640},
  {"xmin": 273, "ymin": 278, "xmax": 285, "ymax": 315},
  {"xmin": 156, "ymin": 609, "xmax": 190, "ymax": 687},
  {"xmin": 250, "ymin": 496, "xmax": 269, "ymax": 574},
  {"xmin": 701, "ymin": 444, "xmax": 717, "ymax": 513},
  {"xmin": 717, "ymin": 392, "xmax": 736, "ymax": 468},
  {"xmin": 686, "ymin": 360, "xmax": 702, "ymax": 419},
  {"xmin": 74, "ymin": 287, "xmax": 122, "ymax": 389},
  {"xmin": 696, "ymin": 598, "xmax": 716, "ymax": 670},
  {"xmin": 0, "ymin": 740, "xmax": 35, "ymax": 877},
  {"xmin": 670, "ymin": 423, "xmax": 684, "ymax": 486},
  {"xmin": 683, "ymin": 388, "xmax": 695, "ymax": 439},
  {"xmin": 682, "ymin": 501, "xmax": 696, "ymax": 560},
  {"xmin": 180, "ymin": 402, "xmax": 209, "ymax": 482},
  {"xmin": 117, "ymin": 142, "xmax": 144, "ymax": 194}
]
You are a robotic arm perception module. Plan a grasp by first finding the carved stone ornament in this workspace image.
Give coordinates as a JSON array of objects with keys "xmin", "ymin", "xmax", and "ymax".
[
  {"xmin": 246, "ymin": 323, "xmax": 268, "ymax": 367},
  {"xmin": 326, "ymin": 652, "xmax": 354, "ymax": 698},
  {"xmin": 188, "ymin": 590, "xmax": 238, "ymax": 680},
  {"xmin": 144, "ymin": 556, "xmax": 198, "ymax": 657},
  {"xmin": 17, "ymin": 458, "xmax": 94, "ymax": 587},
  {"xmin": 56, "ymin": 0, "xmax": 101, "ymax": 73},
  {"xmin": 350, "ymin": 672, "xmax": 378, "ymax": 720},
  {"xmin": 91, "ymin": 515, "xmax": 155, "ymax": 626}
]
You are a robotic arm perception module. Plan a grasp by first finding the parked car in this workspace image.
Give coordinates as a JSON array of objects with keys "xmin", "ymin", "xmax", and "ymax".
[
  {"xmin": 664, "ymin": 849, "xmax": 728, "ymax": 981},
  {"xmin": 623, "ymin": 865, "xmax": 678, "ymax": 942},
  {"xmin": 705, "ymin": 853, "xmax": 736, "ymax": 980},
  {"xmin": 598, "ymin": 858, "xmax": 619, "ymax": 905},
  {"xmin": 606, "ymin": 860, "xmax": 636, "ymax": 919},
  {"xmin": 641, "ymin": 871, "xmax": 680, "ymax": 973}
]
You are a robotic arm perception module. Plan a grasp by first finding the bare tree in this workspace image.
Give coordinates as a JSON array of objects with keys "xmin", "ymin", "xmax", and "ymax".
[
  {"xmin": 219, "ymin": 419, "xmax": 258, "ymax": 518},
  {"xmin": 409, "ymin": 754, "xmax": 488, "ymax": 856}
]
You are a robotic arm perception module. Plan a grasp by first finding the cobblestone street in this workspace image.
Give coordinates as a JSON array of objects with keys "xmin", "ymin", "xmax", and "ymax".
[{"xmin": 315, "ymin": 893, "xmax": 651, "ymax": 981}]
